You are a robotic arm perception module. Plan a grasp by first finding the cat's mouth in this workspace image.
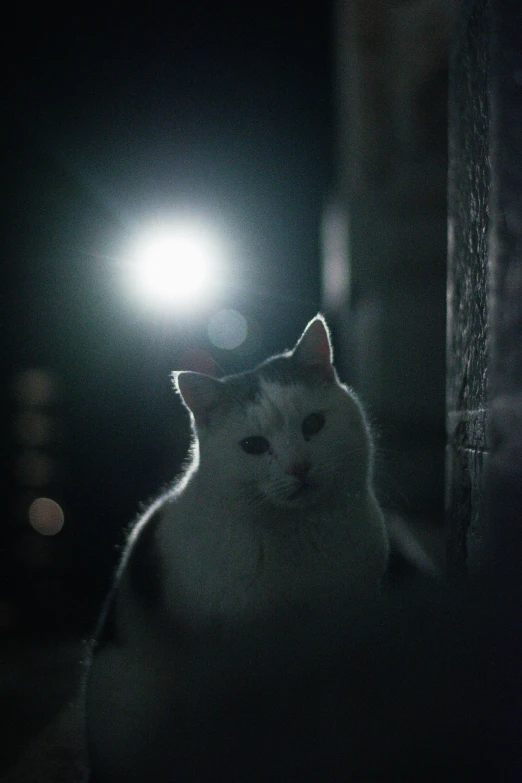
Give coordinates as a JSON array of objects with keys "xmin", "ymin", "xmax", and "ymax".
[{"xmin": 287, "ymin": 480, "xmax": 316, "ymax": 503}]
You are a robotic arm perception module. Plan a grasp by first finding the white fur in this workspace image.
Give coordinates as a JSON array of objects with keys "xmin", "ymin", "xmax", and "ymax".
[
  {"xmin": 87, "ymin": 316, "xmax": 390, "ymax": 781},
  {"xmin": 156, "ymin": 377, "xmax": 388, "ymax": 624}
]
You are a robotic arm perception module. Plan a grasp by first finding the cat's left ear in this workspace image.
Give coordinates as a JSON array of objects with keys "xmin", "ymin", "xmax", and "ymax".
[
  {"xmin": 292, "ymin": 314, "xmax": 335, "ymax": 381},
  {"xmin": 172, "ymin": 371, "xmax": 223, "ymax": 427}
]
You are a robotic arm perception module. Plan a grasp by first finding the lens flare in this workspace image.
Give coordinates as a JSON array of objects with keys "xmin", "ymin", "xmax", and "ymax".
[{"xmin": 208, "ymin": 309, "xmax": 248, "ymax": 349}]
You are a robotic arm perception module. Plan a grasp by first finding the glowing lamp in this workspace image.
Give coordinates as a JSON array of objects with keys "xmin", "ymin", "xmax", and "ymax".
[{"xmin": 127, "ymin": 224, "xmax": 222, "ymax": 311}]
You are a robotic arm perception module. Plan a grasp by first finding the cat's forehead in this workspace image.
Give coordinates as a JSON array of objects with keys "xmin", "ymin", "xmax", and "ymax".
[
  {"xmin": 216, "ymin": 352, "xmax": 331, "ymax": 430},
  {"xmin": 244, "ymin": 379, "xmax": 320, "ymax": 431}
]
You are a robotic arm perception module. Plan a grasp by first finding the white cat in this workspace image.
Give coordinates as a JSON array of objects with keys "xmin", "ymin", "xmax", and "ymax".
[{"xmin": 86, "ymin": 315, "xmax": 389, "ymax": 781}]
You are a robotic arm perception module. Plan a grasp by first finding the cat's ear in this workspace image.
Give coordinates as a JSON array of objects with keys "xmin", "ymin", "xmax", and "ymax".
[
  {"xmin": 172, "ymin": 371, "xmax": 223, "ymax": 427},
  {"xmin": 292, "ymin": 315, "xmax": 335, "ymax": 380}
]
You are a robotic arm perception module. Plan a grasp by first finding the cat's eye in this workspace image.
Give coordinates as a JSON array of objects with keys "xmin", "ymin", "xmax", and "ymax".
[
  {"xmin": 302, "ymin": 412, "xmax": 325, "ymax": 439},
  {"xmin": 240, "ymin": 436, "xmax": 271, "ymax": 455}
]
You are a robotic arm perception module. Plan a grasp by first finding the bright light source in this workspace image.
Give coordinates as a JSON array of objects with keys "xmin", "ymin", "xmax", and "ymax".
[{"xmin": 127, "ymin": 223, "xmax": 222, "ymax": 311}]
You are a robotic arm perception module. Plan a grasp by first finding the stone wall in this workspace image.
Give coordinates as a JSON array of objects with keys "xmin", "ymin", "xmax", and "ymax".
[
  {"xmin": 446, "ymin": 0, "xmax": 490, "ymax": 572},
  {"xmin": 484, "ymin": 0, "xmax": 522, "ymax": 581}
]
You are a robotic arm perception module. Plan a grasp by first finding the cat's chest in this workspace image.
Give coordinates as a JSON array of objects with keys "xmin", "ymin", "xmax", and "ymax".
[{"xmin": 158, "ymin": 500, "xmax": 370, "ymax": 622}]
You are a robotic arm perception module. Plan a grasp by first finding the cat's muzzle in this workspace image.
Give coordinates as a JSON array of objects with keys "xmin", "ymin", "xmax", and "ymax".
[{"xmin": 286, "ymin": 478, "xmax": 317, "ymax": 504}]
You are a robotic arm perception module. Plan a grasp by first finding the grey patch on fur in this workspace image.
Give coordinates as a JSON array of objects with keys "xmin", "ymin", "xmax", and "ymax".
[{"xmin": 212, "ymin": 352, "xmax": 333, "ymax": 423}]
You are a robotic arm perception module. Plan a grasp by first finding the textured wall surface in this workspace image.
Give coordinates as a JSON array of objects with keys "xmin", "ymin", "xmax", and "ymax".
[
  {"xmin": 485, "ymin": 0, "xmax": 522, "ymax": 579},
  {"xmin": 446, "ymin": 0, "xmax": 491, "ymax": 571},
  {"xmin": 447, "ymin": 0, "xmax": 522, "ymax": 576}
]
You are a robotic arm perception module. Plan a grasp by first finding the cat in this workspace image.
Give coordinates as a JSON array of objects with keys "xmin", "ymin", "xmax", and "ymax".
[{"xmin": 85, "ymin": 314, "xmax": 390, "ymax": 781}]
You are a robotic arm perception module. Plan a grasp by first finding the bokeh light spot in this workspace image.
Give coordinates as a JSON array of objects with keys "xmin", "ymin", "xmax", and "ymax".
[
  {"xmin": 14, "ymin": 411, "xmax": 53, "ymax": 447},
  {"xmin": 13, "ymin": 369, "xmax": 56, "ymax": 406},
  {"xmin": 208, "ymin": 309, "xmax": 248, "ymax": 350},
  {"xmin": 28, "ymin": 497, "xmax": 64, "ymax": 536},
  {"xmin": 15, "ymin": 451, "xmax": 55, "ymax": 487}
]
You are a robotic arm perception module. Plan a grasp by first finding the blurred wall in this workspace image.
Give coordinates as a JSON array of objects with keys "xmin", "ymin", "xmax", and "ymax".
[{"xmin": 328, "ymin": 0, "xmax": 456, "ymax": 520}]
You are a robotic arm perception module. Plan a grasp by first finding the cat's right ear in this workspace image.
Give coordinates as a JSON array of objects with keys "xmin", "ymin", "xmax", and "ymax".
[
  {"xmin": 292, "ymin": 314, "xmax": 335, "ymax": 382},
  {"xmin": 172, "ymin": 371, "xmax": 223, "ymax": 427}
]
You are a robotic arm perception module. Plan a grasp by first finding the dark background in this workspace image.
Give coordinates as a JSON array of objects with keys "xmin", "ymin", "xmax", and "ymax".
[
  {"xmin": 2, "ymin": 2, "xmax": 335, "ymax": 629},
  {"xmin": 4, "ymin": 2, "xmax": 522, "ymax": 778}
]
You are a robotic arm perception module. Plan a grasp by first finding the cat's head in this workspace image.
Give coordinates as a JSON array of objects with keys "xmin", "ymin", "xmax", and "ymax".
[{"xmin": 173, "ymin": 315, "xmax": 372, "ymax": 510}]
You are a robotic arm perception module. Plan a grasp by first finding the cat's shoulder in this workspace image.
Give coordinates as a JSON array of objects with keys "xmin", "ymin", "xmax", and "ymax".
[{"xmin": 92, "ymin": 500, "xmax": 168, "ymax": 654}]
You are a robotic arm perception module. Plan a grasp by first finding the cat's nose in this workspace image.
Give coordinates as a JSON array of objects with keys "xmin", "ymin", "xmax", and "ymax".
[{"xmin": 286, "ymin": 460, "xmax": 311, "ymax": 479}]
